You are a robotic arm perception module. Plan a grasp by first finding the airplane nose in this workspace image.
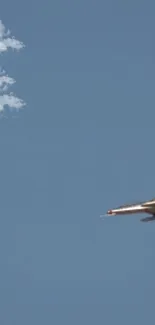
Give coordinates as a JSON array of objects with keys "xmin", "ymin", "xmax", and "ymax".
[{"xmin": 107, "ymin": 210, "xmax": 113, "ymax": 215}]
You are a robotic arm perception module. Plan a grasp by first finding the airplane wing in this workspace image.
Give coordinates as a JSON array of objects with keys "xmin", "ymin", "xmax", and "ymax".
[{"xmin": 140, "ymin": 215, "xmax": 155, "ymax": 222}]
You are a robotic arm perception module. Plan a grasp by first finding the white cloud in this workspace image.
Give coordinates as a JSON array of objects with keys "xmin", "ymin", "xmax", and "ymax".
[
  {"xmin": 0, "ymin": 93, "xmax": 25, "ymax": 111},
  {"xmin": 0, "ymin": 20, "xmax": 25, "ymax": 52},
  {"xmin": 0, "ymin": 20, "xmax": 25, "ymax": 112},
  {"xmin": 0, "ymin": 73, "xmax": 15, "ymax": 91}
]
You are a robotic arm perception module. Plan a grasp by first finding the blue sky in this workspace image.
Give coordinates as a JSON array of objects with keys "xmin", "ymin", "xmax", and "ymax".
[{"xmin": 0, "ymin": 0, "xmax": 155, "ymax": 324}]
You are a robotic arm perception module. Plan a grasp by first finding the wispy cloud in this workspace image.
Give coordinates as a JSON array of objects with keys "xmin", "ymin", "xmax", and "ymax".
[{"xmin": 0, "ymin": 20, "xmax": 25, "ymax": 112}]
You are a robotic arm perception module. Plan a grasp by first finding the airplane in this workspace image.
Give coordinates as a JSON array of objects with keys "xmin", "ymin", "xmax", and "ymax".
[{"xmin": 105, "ymin": 198, "xmax": 155, "ymax": 222}]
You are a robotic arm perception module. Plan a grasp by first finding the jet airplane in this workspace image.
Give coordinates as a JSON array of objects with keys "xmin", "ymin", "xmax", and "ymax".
[{"xmin": 105, "ymin": 198, "xmax": 155, "ymax": 222}]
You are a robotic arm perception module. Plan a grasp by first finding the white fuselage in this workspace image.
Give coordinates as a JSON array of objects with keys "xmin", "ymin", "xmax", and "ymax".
[
  {"xmin": 107, "ymin": 204, "xmax": 155, "ymax": 216},
  {"xmin": 105, "ymin": 198, "xmax": 155, "ymax": 221}
]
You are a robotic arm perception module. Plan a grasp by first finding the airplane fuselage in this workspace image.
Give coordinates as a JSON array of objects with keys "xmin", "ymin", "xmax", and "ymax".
[
  {"xmin": 107, "ymin": 199, "xmax": 155, "ymax": 217},
  {"xmin": 108, "ymin": 205, "xmax": 151, "ymax": 216}
]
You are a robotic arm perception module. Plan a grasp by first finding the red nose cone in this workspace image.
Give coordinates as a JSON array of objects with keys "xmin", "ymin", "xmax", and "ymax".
[{"xmin": 108, "ymin": 210, "xmax": 113, "ymax": 215}]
